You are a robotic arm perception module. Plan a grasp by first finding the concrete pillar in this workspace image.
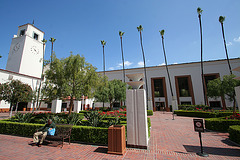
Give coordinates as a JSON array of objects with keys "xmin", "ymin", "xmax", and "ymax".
[
  {"xmin": 172, "ymin": 96, "xmax": 178, "ymax": 112},
  {"xmin": 73, "ymin": 101, "xmax": 81, "ymax": 113},
  {"xmin": 126, "ymin": 89, "xmax": 148, "ymax": 149},
  {"xmin": 235, "ymin": 86, "xmax": 240, "ymax": 113},
  {"xmin": 51, "ymin": 99, "xmax": 62, "ymax": 113}
]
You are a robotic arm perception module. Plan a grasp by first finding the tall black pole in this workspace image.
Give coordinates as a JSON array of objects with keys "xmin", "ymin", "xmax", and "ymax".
[
  {"xmin": 161, "ymin": 36, "xmax": 173, "ymax": 97},
  {"xmin": 139, "ymin": 31, "xmax": 149, "ymax": 110},
  {"xmin": 198, "ymin": 13, "xmax": 207, "ymax": 106}
]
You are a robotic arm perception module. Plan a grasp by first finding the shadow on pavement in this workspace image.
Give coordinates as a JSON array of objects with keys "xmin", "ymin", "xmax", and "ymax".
[
  {"xmin": 94, "ymin": 147, "xmax": 108, "ymax": 154},
  {"xmin": 183, "ymin": 145, "xmax": 240, "ymax": 157}
]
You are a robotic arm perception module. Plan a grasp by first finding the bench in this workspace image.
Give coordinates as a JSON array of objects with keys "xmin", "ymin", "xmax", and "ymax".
[{"xmin": 41, "ymin": 124, "xmax": 73, "ymax": 148}]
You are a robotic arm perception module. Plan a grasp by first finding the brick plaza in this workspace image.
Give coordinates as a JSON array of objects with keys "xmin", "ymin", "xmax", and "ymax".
[{"xmin": 0, "ymin": 112, "xmax": 239, "ymax": 159}]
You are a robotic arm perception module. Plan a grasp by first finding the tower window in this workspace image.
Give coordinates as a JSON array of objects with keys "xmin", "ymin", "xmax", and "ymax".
[
  {"xmin": 33, "ymin": 33, "xmax": 39, "ymax": 40},
  {"xmin": 20, "ymin": 29, "xmax": 25, "ymax": 36}
]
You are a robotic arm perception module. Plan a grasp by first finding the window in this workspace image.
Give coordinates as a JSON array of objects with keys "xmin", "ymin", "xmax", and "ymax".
[
  {"xmin": 154, "ymin": 79, "xmax": 164, "ymax": 97},
  {"xmin": 204, "ymin": 74, "xmax": 218, "ymax": 91},
  {"xmin": 33, "ymin": 33, "xmax": 39, "ymax": 40},
  {"xmin": 209, "ymin": 101, "xmax": 221, "ymax": 108},
  {"xmin": 20, "ymin": 29, "xmax": 25, "ymax": 36},
  {"xmin": 178, "ymin": 77, "xmax": 190, "ymax": 97},
  {"xmin": 181, "ymin": 101, "xmax": 191, "ymax": 105}
]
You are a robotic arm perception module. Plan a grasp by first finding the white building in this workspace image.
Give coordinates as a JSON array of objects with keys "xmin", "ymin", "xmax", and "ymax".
[
  {"xmin": 101, "ymin": 58, "xmax": 240, "ymax": 111},
  {"xmin": 0, "ymin": 24, "xmax": 239, "ymax": 112}
]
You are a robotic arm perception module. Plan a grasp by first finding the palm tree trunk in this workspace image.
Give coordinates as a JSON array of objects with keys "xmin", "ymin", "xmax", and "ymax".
[
  {"xmin": 69, "ymin": 97, "xmax": 73, "ymax": 114},
  {"xmin": 102, "ymin": 46, "xmax": 105, "ymax": 108},
  {"xmin": 120, "ymin": 37, "xmax": 126, "ymax": 84},
  {"xmin": 139, "ymin": 31, "xmax": 149, "ymax": 110},
  {"xmin": 51, "ymin": 42, "xmax": 53, "ymax": 68},
  {"xmin": 220, "ymin": 23, "xmax": 232, "ymax": 74},
  {"xmin": 198, "ymin": 14, "xmax": 207, "ymax": 106},
  {"xmin": 161, "ymin": 37, "xmax": 173, "ymax": 97},
  {"xmin": 120, "ymin": 36, "xmax": 126, "ymax": 106}
]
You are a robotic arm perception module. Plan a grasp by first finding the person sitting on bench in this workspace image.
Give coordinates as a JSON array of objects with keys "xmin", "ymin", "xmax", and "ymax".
[{"xmin": 31, "ymin": 119, "xmax": 56, "ymax": 147}]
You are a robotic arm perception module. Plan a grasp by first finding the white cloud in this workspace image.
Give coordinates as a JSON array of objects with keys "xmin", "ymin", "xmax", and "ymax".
[
  {"xmin": 234, "ymin": 36, "xmax": 240, "ymax": 42},
  {"xmin": 137, "ymin": 61, "xmax": 144, "ymax": 67},
  {"xmin": 158, "ymin": 63, "xmax": 166, "ymax": 66},
  {"xmin": 173, "ymin": 62, "xmax": 178, "ymax": 64},
  {"xmin": 118, "ymin": 61, "xmax": 133, "ymax": 67},
  {"xmin": 226, "ymin": 42, "xmax": 233, "ymax": 46},
  {"xmin": 109, "ymin": 67, "xmax": 114, "ymax": 70}
]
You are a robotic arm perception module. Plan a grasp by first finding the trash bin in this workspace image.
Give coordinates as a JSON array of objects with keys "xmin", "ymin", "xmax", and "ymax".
[{"xmin": 108, "ymin": 125, "xmax": 126, "ymax": 155}]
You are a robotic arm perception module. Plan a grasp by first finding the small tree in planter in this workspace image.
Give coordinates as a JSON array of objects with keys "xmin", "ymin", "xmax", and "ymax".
[
  {"xmin": 207, "ymin": 74, "xmax": 240, "ymax": 114},
  {"xmin": 0, "ymin": 80, "xmax": 33, "ymax": 117}
]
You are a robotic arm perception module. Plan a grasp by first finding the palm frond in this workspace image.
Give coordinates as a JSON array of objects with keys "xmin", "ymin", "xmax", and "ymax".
[
  {"xmin": 137, "ymin": 25, "xmax": 143, "ymax": 32},
  {"xmin": 159, "ymin": 30, "xmax": 165, "ymax": 37},
  {"xmin": 101, "ymin": 40, "xmax": 106, "ymax": 46},
  {"xmin": 197, "ymin": 7, "xmax": 203, "ymax": 15},
  {"xmin": 219, "ymin": 16, "xmax": 225, "ymax": 23},
  {"xmin": 119, "ymin": 31, "xmax": 125, "ymax": 37}
]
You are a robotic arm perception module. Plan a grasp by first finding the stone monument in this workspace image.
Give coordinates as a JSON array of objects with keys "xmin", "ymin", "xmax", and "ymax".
[{"xmin": 126, "ymin": 73, "xmax": 148, "ymax": 149}]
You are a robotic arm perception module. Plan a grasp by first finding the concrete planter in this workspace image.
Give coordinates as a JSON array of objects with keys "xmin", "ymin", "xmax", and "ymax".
[{"xmin": 108, "ymin": 125, "xmax": 126, "ymax": 155}]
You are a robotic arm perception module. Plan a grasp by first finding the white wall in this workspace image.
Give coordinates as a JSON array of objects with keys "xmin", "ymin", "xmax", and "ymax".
[
  {"xmin": 104, "ymin": 59, "xmax": 240, "ymax": 108},
  {"xmin": 0, "ymin": 69, "xmax": 40, "ymax": 109}
]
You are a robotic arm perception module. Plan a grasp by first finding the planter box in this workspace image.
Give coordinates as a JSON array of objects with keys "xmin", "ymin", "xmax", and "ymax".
[{"xmin": 108, "ymin": 125, "xmax": 126, "ymax": 155}]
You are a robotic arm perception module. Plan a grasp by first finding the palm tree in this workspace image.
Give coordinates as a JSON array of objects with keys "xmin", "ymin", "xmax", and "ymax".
[
  {"xmin": 101, "ymin": 40, "xmax": 106, "ymax": 108},
  {"xmin": 49, "ymin": 37, "xmax": 56, "ymax": 68},
  {"xmin": 197, "ymin": 7, "xmax": 207, "ymax": 106},
  {"xmin": 219, "ymin": 16, "xmax": 232, "ymax": 74},
  {"xmin": 35, "ymin": 39, "xmax": 47, "ymax": 111},
  {"xmin": 137, "ymin": 25, "xmax": 149, "ymax": 109},
  {"xmin": 119, "ymin": 31, "xmax": 126, "ymax": 83},
  {"xmin": 159, "ymin": 30, "xmax": 174, "ymax": 100}
]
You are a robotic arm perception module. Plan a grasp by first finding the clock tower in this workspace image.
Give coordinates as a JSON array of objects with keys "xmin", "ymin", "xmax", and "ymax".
[{"xmin": 6, "ymin": 23, "xmax": 45, "ymax": 78}]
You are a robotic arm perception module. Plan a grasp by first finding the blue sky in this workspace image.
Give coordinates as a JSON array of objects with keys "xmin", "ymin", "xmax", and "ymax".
[{"xmin": 0, "ymin": 0, "xmax": 239, "ymax": 71}]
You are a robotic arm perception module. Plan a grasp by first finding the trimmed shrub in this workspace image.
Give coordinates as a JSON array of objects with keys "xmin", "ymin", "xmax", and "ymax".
[
  {"xmin": 71, "ymin": 126, "xmax": 108, "ymax": 144},
  {"xmin": 228, "ymin": 125, "xmax": 240, "ymax": 144},
  {"xmin": 205, "ymin": 118, "xmax": 240, "ymax": 132},
  {"xmin": 174, "ymin": 110, "xmax": 216, "ymax": 118},
  {"xmin": 0, "ymin": 120, "xmax": 108, "ymax": 144},
  {"xmin": 147, "ymin": 117, "xmax": 151, "ymax": 138},
  {"xmin": 147, "ymin": 110, "xmax": 153, "ymax": 116}
]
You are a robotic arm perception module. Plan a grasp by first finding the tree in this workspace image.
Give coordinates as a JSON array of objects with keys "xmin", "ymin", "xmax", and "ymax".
[
  {"xmin": 49, "ymin": 37, "xmax": 56, "ymax": 67},
  {"xmin": 95, "ymin": 79, "xmax": 126, "ymax": 110},
  {"xmin": 101, "ymin": 40, "xmax": 107, "ymax": 108},
  {"xmin": 137, "ymin": 25, "xmax": 149, "ymax": 109},
  {"xmin": 207, "ymin": 74, "xmax": 240, "ymax": 113},
  {"xmin": 197, "ymin": 7, "xmax": 207, "ymax": 106},
  {"xmin": 159, "ymin": 30, "xmax": 174, "ymax": 99},
  {"xmin": 35, "ymin": 39, "xmax": 47, "ymax": 111},
  {"xmin": 44, "ymin": 54, "xmax": 99, "ymax": 114},
  {"xmin": 219, "ymin": 16, "xmax": 232, "ymax": 74},
  {"xmin": 0, "ymin": 55, "xmax": 2, "ymax": 58},
  {"xmin": 119, "ymin": 31, "xmax": 126, "ymax": 84},
  {"xmin": 0, "ymin": 80, "xmax": 33, "ymax": 117}
]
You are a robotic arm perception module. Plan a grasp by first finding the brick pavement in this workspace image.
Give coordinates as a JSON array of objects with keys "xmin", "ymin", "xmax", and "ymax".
[{"xmin": 0, "ymin": 112, "xmax": 240, "ymax": 159}]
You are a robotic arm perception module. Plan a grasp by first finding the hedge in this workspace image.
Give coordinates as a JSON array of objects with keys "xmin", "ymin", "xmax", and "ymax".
[
  {"xmin": 0, "ymin": 120, "xmax": 108, "ymax": 144},
  {"xmin": 174, "ymin": 110, "xmax": 216, "ymax": 118},
  {"xmin": 80, "ymin": 110, "xmax": 153, "ymax": 116},
  {"xmin": 174, "ymin": 110, "xmax": 237, "ymax": 118},
  {"xmin": 205, "ymin": 118, "xmax": 240, "ymax": 132},
  {"xmin": 147, "ymin": 110, "xmax": 153, "ymax": 116},
  {"xmin": 228, "ymin": 125, "xmax": 240, "ymax": 144}
]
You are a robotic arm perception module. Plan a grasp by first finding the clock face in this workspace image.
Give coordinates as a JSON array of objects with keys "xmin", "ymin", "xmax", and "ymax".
[
  {"xmin": 12, "ymin": 43, "xmax": 20, "ymax": 54},
  {"xmin": 30, "ymin": 46, "xmax": 39, "ymax": 55}
]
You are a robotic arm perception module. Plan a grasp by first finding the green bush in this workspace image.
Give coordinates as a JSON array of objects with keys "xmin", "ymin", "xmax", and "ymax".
[
  {"xmin": 228, "ymin": 125, "xmax": 240, "ymax": 144},
  {"xmin": 0, "ymin": 120, "xmax": 108, "ymax": 144},
  {"xmin": 147, "ymin": 110, "xmax": 153, "ymax": 116},
  {"xmin": 0, "ymin": 121, "xmax": 43, "ymax": 136},
  {"xmin": 174, "ymin": 110, "xmax": 216, "ymax": 118},
  {"xmin": 205, "ymin": 118, "xmax": 240, "ymax": 132},
  {"xmin": 217, "ymin": 112, "xmax": 237, "ymax": 117},
  {"xmin": 147, "ymin": 117, "xmax": 151, "ymax": 138}
]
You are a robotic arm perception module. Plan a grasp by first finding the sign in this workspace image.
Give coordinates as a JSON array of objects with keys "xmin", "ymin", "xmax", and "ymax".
[{"xmin": 193, "ymin": 119, "xmax": 204, "ymax": 132}]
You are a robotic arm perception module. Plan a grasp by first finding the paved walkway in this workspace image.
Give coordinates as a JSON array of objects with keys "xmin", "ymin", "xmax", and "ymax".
[{"xmin": 0, "ymin": 112, "xmax": 240, "ymax": 159}]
